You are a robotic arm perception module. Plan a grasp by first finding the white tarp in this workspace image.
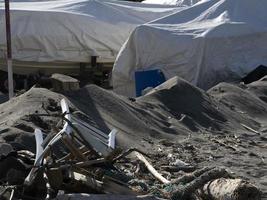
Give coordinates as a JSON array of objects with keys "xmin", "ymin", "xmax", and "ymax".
[
  {"xmin": 113, "ymin": 0, "xmax": 267, "ymax": 97},
  {"xmin": 0, "ymin": 0, "xmax": 181, "ymax": 63},
  {"xmin": 142, "ymin": 0, "xmax": 201, "ymax": 6}
]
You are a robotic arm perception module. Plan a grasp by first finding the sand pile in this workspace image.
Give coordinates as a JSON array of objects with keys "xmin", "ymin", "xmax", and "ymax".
[
  {"xmin": 66, "ymin": 77, "xmax": 265, "ymax": 143},
  {"xmin": 0, "ymin": 76, "xmax": 266, "ymax": 198},
  {"xmin": 208, "ymin": 82, "xmax": 267, "ymax": 124},
  {"xmin": 247, "ymin": 76, "xmax": 267, "ymax": 103},
  {"xmin": 140, "ymin": 77, "xmax": 262, "ymax": 134},
  {"xmin": 0, "ymin": 88, "xmax": 65, "ymax": 153}
]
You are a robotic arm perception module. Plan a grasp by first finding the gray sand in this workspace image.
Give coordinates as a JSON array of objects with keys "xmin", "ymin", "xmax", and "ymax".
[{"xmin": 0, "ymin": 76, "xmax": 266, "ymax": 197}]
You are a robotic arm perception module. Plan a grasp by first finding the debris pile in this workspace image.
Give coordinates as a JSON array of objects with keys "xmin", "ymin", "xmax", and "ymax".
[{"xmin": 0, "ymin": 76, "xmax": 266, "ymax": 199}]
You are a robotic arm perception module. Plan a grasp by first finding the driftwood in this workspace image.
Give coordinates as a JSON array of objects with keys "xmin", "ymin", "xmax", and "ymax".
[
  {"xmin": 135, "ymin": 152, "xmax": 170, "ymax": 184},
  {"xmin": 54, "ymin": 194, "xmax": 159, "ymax": 200},
  {"xmin": 3, "ymin": 97, "xmax": 262, "ymax": 200},
  {"xmin": 171, "ymin": 167, "xmax": 214, "ymax": 185},
  {"xmin": 241, "ymin": 123, "xmax": 260, "ymax": 135},
  {"xmin": 200, "ymin": 178, "xmax": 261, "ymax": 200},
  {"xmin": 170, "ymin": 167, "xmax": 229, "ymax": 199},
  {"xmin": 167, "ymin": 167, "xmax": 261, "ymax": 200}
]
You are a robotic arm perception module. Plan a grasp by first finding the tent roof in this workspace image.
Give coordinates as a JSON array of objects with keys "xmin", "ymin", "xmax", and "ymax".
[
  {"xmin": 113, "ymin": 0, "xmax": 267, "ymax": 96},
  {"xmin": 0, "ymin": 0, "xmax": 180, "ymax": 63}
]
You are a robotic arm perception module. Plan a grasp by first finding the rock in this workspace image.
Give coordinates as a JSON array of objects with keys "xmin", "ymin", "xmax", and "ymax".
[
  {"xmin": 51, "ymin": 73, "xmax": 80, "ymax": 92},
  {"xmin": 0, "ymin": 156, "xmax": 27, "ymax": 180},
  {"xmin": 0, "ymin": 143, "xmax": 14, "ymax": 158}
]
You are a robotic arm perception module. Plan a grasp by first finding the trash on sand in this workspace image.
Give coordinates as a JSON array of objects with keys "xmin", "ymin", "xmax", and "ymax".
[{"xmin": 0, "ymin": 98, "xmax": 260, "ymax": 200}]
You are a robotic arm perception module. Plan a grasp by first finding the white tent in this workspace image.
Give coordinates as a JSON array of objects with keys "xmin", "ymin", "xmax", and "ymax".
[
  {"xmin": 0, "ymin": 0, "xmax": 181, "ymax": 74},
  {"xmin": 113, "ymin": 0, "xmax": 267, "ymax": 97}
]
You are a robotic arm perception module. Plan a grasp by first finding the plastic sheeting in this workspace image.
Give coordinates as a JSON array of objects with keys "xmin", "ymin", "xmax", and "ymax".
[
  {"xmin": 142, "ymin": 0, "xmax": 201, "ymax": 6},
  {"xmin": 0, "ymin": 0, "xmax": 180, "ymax": 63},
  {"xmin": 113, "ymin": 0, "xmax": 267, "ymax": 97}
]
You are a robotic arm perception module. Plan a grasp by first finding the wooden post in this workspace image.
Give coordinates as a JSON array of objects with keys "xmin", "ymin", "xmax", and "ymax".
[{"xmin": 4, "ymin": 0, "xmax": 14, "ymax": 99}]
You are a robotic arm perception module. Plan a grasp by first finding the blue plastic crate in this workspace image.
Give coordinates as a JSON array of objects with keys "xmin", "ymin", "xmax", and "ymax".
[{"xmin": 135, "ymin": 69, "xmax": 165, "ymax": 97}]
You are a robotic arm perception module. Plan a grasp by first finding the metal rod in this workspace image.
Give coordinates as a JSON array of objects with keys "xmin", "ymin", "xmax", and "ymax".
[{"xmin": 5, "ymin": 0, "xmax": 14, "ymax": 99}]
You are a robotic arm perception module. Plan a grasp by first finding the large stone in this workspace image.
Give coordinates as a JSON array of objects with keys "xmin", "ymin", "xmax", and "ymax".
[
  {"xmin": 0, "ymin": 143, "xmax": 14, "ymax": 158},
  {"xmin": 51, "ymin": 74, "xmax": 80, "ymax": 92}
]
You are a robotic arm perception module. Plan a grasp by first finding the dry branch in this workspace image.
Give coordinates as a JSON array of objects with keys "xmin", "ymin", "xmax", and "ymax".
[{"xmin": 135, "ymin": 152, "xmax": 170, "ymax": 184}]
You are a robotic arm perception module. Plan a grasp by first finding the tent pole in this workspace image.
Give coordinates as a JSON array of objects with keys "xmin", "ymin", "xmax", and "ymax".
[{"xmin": 5, "ymin": 0, "xmax": 14, "ymax": 99}]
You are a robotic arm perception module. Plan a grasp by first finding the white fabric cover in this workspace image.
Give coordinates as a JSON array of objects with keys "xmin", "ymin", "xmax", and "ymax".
[
  {"xmin": 142, "ymin": 0, "xmax": 201, "ymax": 6},
  {"xmin": 0, "ymin": 0, "xmax": 180, "ymax": 63},
  {"xmin": 113, "ymin": 0, "xmax": 267, "ymax": 97}
]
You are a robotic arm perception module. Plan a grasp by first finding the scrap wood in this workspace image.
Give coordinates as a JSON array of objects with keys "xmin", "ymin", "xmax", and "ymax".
[
  {"xmin": 169, "ymin": 167, "xmax": 229, "ymax": 199},
  {"xmin": 54, "ymin": 194, "xmax": 159, "ymax": 200},
  {"xmin": 62, "ymin": 112, "xmax": 117, "ymax": 158},
  {"xmin": 112, "ymin": 148, "xmax": 151, "ymax": 163},
  {"xmin": 102, "ymin": 176, "xmax": 138, "ymax": 195},
  {"xmin": 61, "ymin": 135, "xmax": 87, "ymax": 161},
  {"xmin": 29, "ymin": 113, "xmax": 100, "ymax": 158},
  {"xmin": 241, "ymin": 123, "xmax": 261, "ymax": 135},
  {"xmin": 56, "ymin": 145, "xmax": 88, "ymax": 162},
  {"xmin": 68, "ymin": 171, "xmax": 103, "ymax": 192},
  {"xmin": 60, "ymin": 114, "xmax": 99, "ymax": 157},
  {"xmin": 135, "ymin": 152, "xmax": 170, "ymax": 184},
  {"xmin": 44, "ymin": 171, "xmax": 54, "ymax": 199},
  {"xmin": 48, "ymin": 158, "xmax": 106, "ymax": 170},
  {"xmin": 17, "ymin": 150, "xmax": 35, "ymax": 158},
  {"xmin": 211, "ymin": 138, "xmax": 239, "ymax": 152},
  {"xmin": 170, "ymin": 167, "xmax": 215, "ymax": 185},
  {"xmin": 17, "ymin": 150, "xmax": 35, "ymax": 163},
  {"xmin": 200, "ymin": 178, "xmax": 261, "ymax": 200},
  {"xmin": 46, "ymin": 168, "xmax": 63, "ymax": 190},
  {"xmin": 29, "ymin": 104, "xmax": 116, "ymax": 159}
]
